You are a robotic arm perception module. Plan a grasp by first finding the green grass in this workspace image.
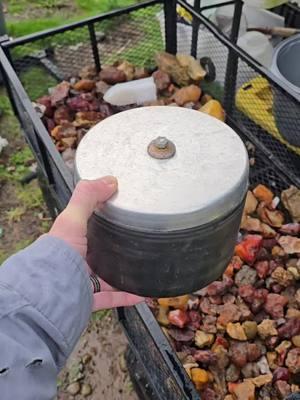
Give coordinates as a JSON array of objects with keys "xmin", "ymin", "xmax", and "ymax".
[
  {"xmin": 20, "ymin": 66, "xmax": 58, "ymax": 100},
  {"xmin": 7, "ymin": 0, "xmax": 139, "ymax": 38}
]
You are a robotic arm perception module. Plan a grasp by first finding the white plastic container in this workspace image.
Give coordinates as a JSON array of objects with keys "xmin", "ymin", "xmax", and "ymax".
[
  {"xmin": 237, "ymin": 31, "xmax": 273, "ymax": 68},
  {"xmin": 243, "ymin": 0, "xmax": 288, "ymax": 8},
  {"xmin": 103, "ymin": 77, "xmax": 157, "ymax": 106}
]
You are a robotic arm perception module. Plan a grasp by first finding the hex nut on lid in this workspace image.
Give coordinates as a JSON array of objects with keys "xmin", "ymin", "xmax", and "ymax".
[{"xmin": 75, "ymin": 106, "xmax": 248, "ymax": 232}]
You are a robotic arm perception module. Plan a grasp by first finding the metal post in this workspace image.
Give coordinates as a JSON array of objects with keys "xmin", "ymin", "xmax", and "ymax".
[
  {"xmin": 164, "ymin": 0, "xmax": 177, "ymax": 54},
  {"xmin": 223, "ymin": 0, "xmax": 243, "ymax": 114},
  {"xmin": 88, "ymin": 23, "xmax": 101, "ymax": 72},
  {"xmin": 0, "ymin": 1, "xmax": 7, "ymax": 36},
  {"xmin": 191, "ymin": 0, "xmax": 201, "ymax": 58}
]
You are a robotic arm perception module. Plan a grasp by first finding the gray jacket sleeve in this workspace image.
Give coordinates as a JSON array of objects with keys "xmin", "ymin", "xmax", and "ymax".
[{"xmin": 0, "ymin": 235, "xmax": 93, "ymax": 399}]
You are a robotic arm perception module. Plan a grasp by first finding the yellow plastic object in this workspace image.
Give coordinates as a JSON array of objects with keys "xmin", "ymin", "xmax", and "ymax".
[
  {"xmin": 177, "ymin": 5, "xmax": 192, "ymax": 24},
  {"xmin": 236, "ymin": 76, "xmax": 300, "ymax": 155}
]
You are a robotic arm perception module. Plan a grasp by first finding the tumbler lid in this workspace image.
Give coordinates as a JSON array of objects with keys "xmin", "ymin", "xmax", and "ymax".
[{"xmin": 75, "ymin": 106, "xmax": 248, "ymax": 232}]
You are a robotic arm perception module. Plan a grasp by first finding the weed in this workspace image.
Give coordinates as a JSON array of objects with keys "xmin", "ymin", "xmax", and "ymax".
[
  {"xmin": 6, "ymin": 206, "xmax": 26, "ymax": 223},
  {"xmin": 91, "ymin": 309, "xmax": 112, "ymax": 323},
  {"xmin": 17, "ymin": 182, "xmax": 44, "ymax": 209}
]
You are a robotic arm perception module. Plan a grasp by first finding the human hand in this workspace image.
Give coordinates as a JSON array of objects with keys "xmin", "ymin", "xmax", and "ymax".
[{"xmin": 49, "ymin": 177, "xmax": 144, "ymax": 311}]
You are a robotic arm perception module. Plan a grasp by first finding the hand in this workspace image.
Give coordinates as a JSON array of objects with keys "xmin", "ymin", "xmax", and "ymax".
[{"xmin": 49, "ymin": 177, "xmax": 144, "ymax": 311}]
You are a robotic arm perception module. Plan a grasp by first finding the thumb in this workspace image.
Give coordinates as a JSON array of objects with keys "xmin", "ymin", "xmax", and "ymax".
[{"xmin": 50, "ymin": 176, "xmax": 118, "ymax": 238}]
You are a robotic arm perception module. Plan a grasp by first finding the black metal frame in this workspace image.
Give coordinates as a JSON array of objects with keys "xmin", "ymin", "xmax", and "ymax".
[{"xmin": 0, "ymin": 1, "xmax": 299, "ymax": 398}]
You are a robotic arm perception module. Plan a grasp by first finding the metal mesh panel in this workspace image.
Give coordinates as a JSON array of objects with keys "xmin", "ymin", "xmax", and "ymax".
[
  {"xmin": 176, "ymin": 2, "xmax": 300, "ymax": 192},
  {"xmin": 9, "ymin": 4, "xmax": 163, "ymax": 90}
]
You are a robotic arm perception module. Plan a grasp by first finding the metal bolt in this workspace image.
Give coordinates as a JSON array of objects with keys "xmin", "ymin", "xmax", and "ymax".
[{"xmin": 154, "ymin": 136, "xmax": 169, "ymax": 149}]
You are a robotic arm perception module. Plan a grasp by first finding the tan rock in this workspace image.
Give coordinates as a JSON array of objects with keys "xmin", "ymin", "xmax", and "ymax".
[
  {"xmin": 287, "ymin": 266, "xmax": 300, "ymax": 280},
  {"xmin": 246, "ymin": 373, "xmax": 273, "ymax": 387},
  {"xmin": 275, "ymin": 340, "xmax": 292, "ymax": 354},
  {"xmin": 271, "ymin": 266, "xmax": 295, "ymax": 287},
  {"xmin": 242, "ymin": 321, "xmax": 258, "ymax": 340},
  {"xmin": 281, "ymin": 185, "xmax": 300, "ymax": 222},
  {"xmin": 183, "ymin": 362, "xmax": 198, "ymax": 378},
  {"xmin": 292, "ymin": 335, "xmax": 300, "ymax": 347},
  {"xmin": 266, "ymin": 352, "xmax": 278, "ymax": 370},
  {"xmin": 173, "ymin": 85, "xmax": 201, "ymax": 106},
  {"xmin": 191, "ymin": 368, "xmax": 209, "ymax": 390},
  {"xmin": 156, "ymin": 52, "xmax": 190, "ymax": 86},
  {"xmin": 156, "ymin": 306, "xmax": 169, "ymax": 326},
  {"xmin": 73, "ymin": 79, "xmax": 95, "ymax": 91},
  {"xmin": 117, "ymin": 61, "xmax": 135, "ymax": 81},
  {"xmin": 286, "ymin": 308, "xmax": 300, "ymax": 319},
  {"xmin": 257, "ymin": 319, "xmax": 278, "ymax": 339},
  {"xmin": 224, "ymin": 396, "xmax": 234, "ymax": 400},
  {"xmin": 244, "ymin": 191, "xmax": 258, "ymax": 215},
  {"xmin": 226, "ymin": 323, "xmax": 247, "ymax": 341},
  {"xmin": 195, "ymin": 330, "xmax": 214, "ymax": 348},
  {"xmin": 176, "ymin": 54, "xmax": 206, "ymax": 81},
  {"xmin": 291, "ymin": 384, "xmax": 300, "ymax": 393},
  {"xmin": 232, "ymin": 381, "xmax": 255, "ymax": 400},
  {"xmin": 278, "ymin": 235, "xmax": 300, "ymax": 254}
]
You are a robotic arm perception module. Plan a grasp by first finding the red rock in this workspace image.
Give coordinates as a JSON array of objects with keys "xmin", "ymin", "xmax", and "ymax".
[
  {"xmin": 168, "ymin": 309, "xmax": 189, "ymax": 328},
  {"xmin": 238, "ymin": 285, "xmax": 255, "ymax": 303},
  {"xmin": 247, "ymin": 343, "xmax": 262, "ymax": 362},
  {"xmin": 200, "ymin": 298, "xmax": 218, "ymax": 315},
  {"xmin": 201, "ymin": 315, "xmax": 217, "ymax": 334},
  {"xmin": 54, "ymin": 105, "xmax": 74, "ymax": 125},
  {"xmin": 235, "ymin": 234, "xmax": 263, "ymax": 265},
  {"xmin": 168, "ymin": 327, "xmax": 195, "ymax": 342},
  {"xmin": 264, "ymin": 293, "xmax": 288, "ymax": 319},
  {"xmin": 36, "ymin": 95, "xmax": 54, "ymax": 117},
  {"xmin": 278, "ymin": 318, "xmax": 300, "ymax": 339},
  {"xmin": 50, "ymin": 81, "xmax": 70, "ymax": 105},
  {"xmin": 218, "ymin": 304, "xmax": 241, "ymax": 326},
  {"xmin": 187, "ymin": 310, "xmax": 201, "ymax": 330},
  {"xmin": 153, "ymin": 70, "xmax": 171, "ymax": 91},
  {"xmin": 285, "ymin": 348, "xmax": 300, "ymax": 374},
  {"xmin": 255, "ymin": 261, "xmax": 270, "ymax": 279},
  {"xmin": 193, "ymin": 350, "xmax": 218, "ymax": 365},
  {"xmin": 275, "ymin": 380, "xmax": 291, "ymax": 399},
  {"xmin": 206, "ymin": 278, "xmax": 232, "ymax": 297},
  {"xmin": 99, "ymin": 67, "xmax": 126, "ymax": 84},
  {"xmin": 230, "ymin": 342, "xmax": 248, "ymax": 368},
  {"xmin": 273, "ymin": 367, "xmax": 290, "ymax": 382}
]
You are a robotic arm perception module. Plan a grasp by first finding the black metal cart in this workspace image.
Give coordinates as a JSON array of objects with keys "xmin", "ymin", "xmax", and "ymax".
[{"xmin": 0, "ymin": 1, "xmax": 299, "ymax": 399}]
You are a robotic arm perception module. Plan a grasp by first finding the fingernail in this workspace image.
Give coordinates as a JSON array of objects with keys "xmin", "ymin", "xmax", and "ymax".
[{"xmin": 101, "ymin": 176, "xmax": 118, "ymax": 187}]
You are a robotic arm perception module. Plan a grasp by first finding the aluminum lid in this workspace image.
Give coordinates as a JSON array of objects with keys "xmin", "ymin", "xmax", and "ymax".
[{"xmin": 75, "ymin": 106, "xmax": 249, "ymax": 232}]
